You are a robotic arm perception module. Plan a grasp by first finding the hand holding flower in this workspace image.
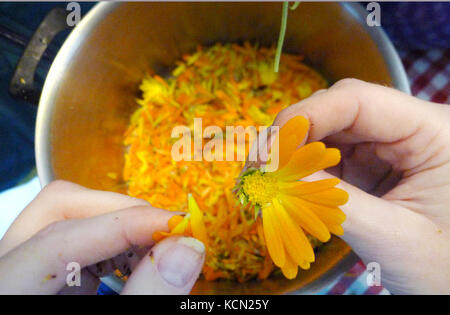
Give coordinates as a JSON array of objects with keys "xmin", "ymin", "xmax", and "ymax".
[{"xmin": 264, "ymin": 79, "xmax": 450, "ymax": 294}]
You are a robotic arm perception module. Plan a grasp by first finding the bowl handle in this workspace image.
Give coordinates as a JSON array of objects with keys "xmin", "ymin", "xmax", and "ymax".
[{"xmin": 9, "ymin": 7, "xmax": 72, "ymax": 105}]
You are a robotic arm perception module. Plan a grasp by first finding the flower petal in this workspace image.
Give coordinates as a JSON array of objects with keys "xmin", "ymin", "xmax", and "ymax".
[
  {"xmin": 300, "ymin": 188, "xmax": 349, "ymax": 206},
  {"xmin": 152, "ymin": 231, "xmax": 172, "ymax": 242},
  {"xmin": 274, "ymin": 142, "xmax": 326, "ymax": 180},
  {"xmin": 271, "ymin": 116, "xmax": 309, "ymax": 169},
  {"xmin": 280, "ymin": 254, "xmax": 299, "ymax": 279},
  {"xmin": 275, "ymin": 146, "xmax": 341, "ymax": 181},
  {"xmin": 262, "ymin": 204, "xmax": 286, "ymax": 267},
  {"xmin": 318, "ymin": 148, "xmax": 341, "ymax": 171},
  {"xmin": 168, "ymin": 215, "xmax": 185, "ymax": 230},
  {"xmin": 272, "ymin": 198, "xmax": 315, "ymax": 264},
  {"xmin": 188, "ymin": 194, "xmax": 209, "ymax": 250},
  {"xmin": 258, "ymin": 252, "xmax": 275, "ymax": 280},
  {"xmin": 299, "ymin": 260, "xmax": 311, "ymax": 270},
  {"xmin": 279, "ymin": 178, "xmax": 341, "ymax": 196},
  {"xmin": 153, "ymin": 215, "xmax": 189, "ymax": 241},
  {"xmin": 171, "ymin": 215, "xmax": 190, "ymax": 234},
  {"xmin": 327, "ymin": 224, "xmax": 344, "ymax": 236},
  {"xmin": 280, "ymin": 194, "xmax": 331, "ymax": 242},
  {"xmin": 296, "ymin": 198, "xmax": 346, "ymax": 225}
]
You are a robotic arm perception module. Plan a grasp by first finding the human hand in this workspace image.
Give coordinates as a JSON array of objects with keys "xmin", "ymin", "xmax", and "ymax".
[
  {"xmin": 0, "ymin": 181, "xmax": 205, "ymax": 295},
  {"xmin": 271, "ymin": 79, "xmax": 450, "ymax": 294}
]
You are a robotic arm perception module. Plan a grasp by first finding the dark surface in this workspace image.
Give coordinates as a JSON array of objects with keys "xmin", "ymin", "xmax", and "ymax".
[
  {"xmin": 0, "ymin": 2, "xmax": 94, "ymax": 191},
  {"xmin": 379, "ymin": 2, "xmax": 450, "ymax": 50}
]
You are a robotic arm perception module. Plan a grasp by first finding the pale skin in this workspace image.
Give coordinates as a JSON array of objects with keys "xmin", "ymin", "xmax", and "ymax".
[
  {"xmin": 0, "ymin": 181, "xmax": 205, "ymax": 294},
  {"xmin": 0, "ymin": 79, "xmax": 448, "ymax": 294}
]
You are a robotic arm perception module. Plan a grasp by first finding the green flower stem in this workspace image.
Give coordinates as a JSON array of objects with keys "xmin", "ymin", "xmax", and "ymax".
[
  {"xmin": 274, "ymin": 2, "xmax": 301, "ymax": 73},
  {"xmin": 290, "ymin": 2, "xmax": 300, "ymax": 10},
  {"xmin": 274, "ymin": 2, "xmax": 289, "ymax": 73}
]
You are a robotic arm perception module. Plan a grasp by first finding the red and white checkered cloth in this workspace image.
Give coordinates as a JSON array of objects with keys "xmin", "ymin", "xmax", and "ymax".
[
  {"xmin": 401, "ymin": 49, "xmax": 450, "ymax": 103},
  {"xmin": 324, "ymin": 48, "xmax": 449, "ymax": 295}
]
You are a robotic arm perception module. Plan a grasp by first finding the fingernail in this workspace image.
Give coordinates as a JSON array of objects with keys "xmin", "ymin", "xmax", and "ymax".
[{"xmin": 157, "ymin": 237, "xmax": 205, "ymax": 288}]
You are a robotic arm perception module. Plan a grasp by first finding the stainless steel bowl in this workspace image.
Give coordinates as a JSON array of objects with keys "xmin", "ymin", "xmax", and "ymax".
[{"xmin": 35, "ymin": 2, "xmax": 409, "ymax": 294}]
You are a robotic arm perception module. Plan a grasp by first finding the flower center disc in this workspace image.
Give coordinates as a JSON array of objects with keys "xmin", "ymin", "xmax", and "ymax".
[{"xmin": 242, "ymin": 171, "xmax": 279, "ymax": 205}]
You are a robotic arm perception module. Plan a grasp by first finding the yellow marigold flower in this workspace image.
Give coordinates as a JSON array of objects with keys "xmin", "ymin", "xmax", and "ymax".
[
  {"xmin": 152, "ymin": 194, "xmax": 209, "ymax": 251},
  {"xmin": 236, "ymin": 116, "xmax": 348, "ymax": 279}
]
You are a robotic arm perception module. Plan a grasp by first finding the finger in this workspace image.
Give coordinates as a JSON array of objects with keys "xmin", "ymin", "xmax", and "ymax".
[
  {"xmin": 274, "ymin": 78, "xmax": 428, "ymax": 142},
  {"xmin": 0, "ymin": 206, "xmax": 175, "ymax": 294},
  {"xmin": 273, "ymin": 79, "xmax": 449, "ymax": 172},
  {"xmin": 121, "ymin": 236, "xmax": 205, "ymax": 295},
  {"xmin": 0, "ymin": 180, "xmax": 150, "ymax": 254},
  {"xmin": 310, "ymin": 88, "xmax": 327, "ymax": 96}
]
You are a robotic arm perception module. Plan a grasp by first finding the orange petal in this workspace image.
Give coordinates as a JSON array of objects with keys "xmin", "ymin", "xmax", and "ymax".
[
  {"xmin": 299, "ymin": 260, "xmax": 311, "ymax": 270},
  {"xmin": 300, "ymin": 188, "xmax": 349, "ymax": 206},
  {"xmin": 171, "ymin": 215, "xmax": 190, "ymax": 234},
  {"xmin": 327, "ymin": 224, "xmax": 344, "ymax": 236},
  {"xmin": 168, "ymin": 215, "xmax": 185, "ymax": 230},
  {"xmin": 274, "ymin": 142, "xmax": 326, "ymax": 181},
  {"xmin": 272, "ymin": 198, "xmax": 315, "ymax": 264},
  {"xmin": 153, "ymin": 215, "xmax": 187, "ymax": 241},
  {"xmin": 279, "ymin": 178, "xmax": 341, "ymax": 196},
  {"xmin": 262, "ymin": 204, "xmax": 286, "ymax": 267},
  {"xmin": 317, "ymin": 148, "xmax": 341, "ymax": 171},
  {"xmin": 280, "ymin": 254, "xmax": 299, "ymax": 279},
  {"xmin": 256, "ymin": 217, "xmax": 265, "ymax": 246},
  {"xmin": 186, "ymin": 221, "xmax": 193, "ymax": 236},
  {"xmin": 280, "ymin": 194, "xmax": 331, "ymax": 243},
  {"xmin": 276, "ymin": 146, "xmax": 341, "ymax": 181},
  {"xmin": 296, "ymin": 198, "xmax": 346, "ymax": 225},
  {"xmin": 258, "ymin": 253, "xmax": 274, "ymax": 280},
  {"xmin": 188, "ymin": 194, "xmax": 209, "ymax": 250},
  {"xmin": 152, "ymin": 231, "xmax": 172, "ymax": 241},
  {"xmin": 271, "ymin": 116, "xmax": 309, "ymax": 169}
]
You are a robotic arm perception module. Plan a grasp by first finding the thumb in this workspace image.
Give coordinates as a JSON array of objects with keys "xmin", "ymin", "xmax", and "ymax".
[{"xmin": 121, "ymin": 236, "xmax": 205, "ymax": 295}]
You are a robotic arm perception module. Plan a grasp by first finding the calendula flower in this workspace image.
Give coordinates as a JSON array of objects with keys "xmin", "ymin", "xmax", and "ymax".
[
  {"xmin": 236, "ymin": 116, "xmax": 348, "ymax": 279},
  {"xmin": 153, "ymin": 194, "xmax": 208, "ymax": 250}
]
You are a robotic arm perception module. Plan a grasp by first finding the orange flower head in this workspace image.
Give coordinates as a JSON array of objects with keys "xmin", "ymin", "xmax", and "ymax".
[{"xmin": 236, "ymin": 115, "xmax": 348, "ymax": 279}]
